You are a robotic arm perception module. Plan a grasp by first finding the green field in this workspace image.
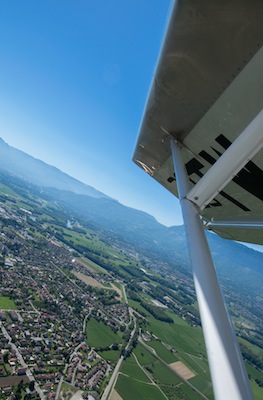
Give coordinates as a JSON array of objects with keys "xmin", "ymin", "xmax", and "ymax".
[
  {"xmin": 160, "ymin": 384, "xmax": 206, "ymax": 400},
  {"xmin": 245, "ymin": 363, "xmax": 263, "ymax": 400},
  {"xmin": 246, "ymin": 362, "xmax": 263, "ymax": 382},
  {"xmin": 150, "ymin": 360, "xmax": 181, "ymax": 385},
  {"xmin": 86, "ymin": 317, "xmax": 122, "ymax": 348},
  {"xmin": 120, "ymin": 354, "xmax": 151, "ymax": 383},
  {"xmin": 133, "ymin": 344, "xmax": 180, "ymax": 385},
  {"xmin": 147, "ymin": 315, "xmax": 206, "ymax": 357},
  {"xmin": 79, "ymin": 257, "xmax": 108, "ymax": 274},
  {"xmin": 0, "ymin": 183, "xmax": 17, "ymax": 196},
  {"xmin": 147, "ymin": 340, "xmax": 178, "ymax": 363},
  {"xmin": 63, "ymin": 228, "xmax": 129, "ymax": 266},
  {"xmin": 182, "ymin": 353, "xmax": 209, "ymax": 376},
  {"xmin": 0, "ymin": 296, "xmax": 17, "ymax": 310},
  {"xmin": 98, "ymin": 349, "xmax": 120, "ymax": 362},
  {"xmin": 188, "ymin": 375, "xmax": 213, "ymax": 397},
  {"xmin": 128, "ymin": 299, "xmax": 150, "ymax": 317},
  {"xmin": 116, "ymin": 374, "xmax": 166, "ymax": 400},
  {"xmin": 239, "ymin": 337, "xmax": 263, "ymax": 357},
  {"xmin": 250, "ymin": 380, "xmax": 263, "ymax": 400},
  {"xmin": 133, "ymin": 343, "xmax": 157, "ymax": 365}
]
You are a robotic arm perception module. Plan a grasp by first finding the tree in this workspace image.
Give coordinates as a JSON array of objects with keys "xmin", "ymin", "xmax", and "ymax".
[{"xmin": 3, "ymin": 352, "xmax": 9, "ymax": 364}]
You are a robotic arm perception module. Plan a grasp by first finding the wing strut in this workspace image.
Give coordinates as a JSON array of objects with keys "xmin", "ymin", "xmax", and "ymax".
[{"xmin": 170, "ymin": 138, "xmax": 253, "ymax": 400}]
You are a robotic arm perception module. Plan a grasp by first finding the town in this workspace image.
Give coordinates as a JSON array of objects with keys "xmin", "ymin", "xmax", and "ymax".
[{"xmin": 0, "ymin": 199, "xmax": 134, "ymax": 399}]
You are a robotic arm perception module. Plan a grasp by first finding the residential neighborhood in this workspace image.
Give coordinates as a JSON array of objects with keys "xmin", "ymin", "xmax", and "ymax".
[{"xmin": 0, "ymin": 200, "xmax": 132, "ymax": 399}]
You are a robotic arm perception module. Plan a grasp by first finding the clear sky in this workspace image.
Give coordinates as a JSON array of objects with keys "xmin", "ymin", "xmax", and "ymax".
[{"xmin": 0, "ymin": 0, "xmax": 183, "ymax": 226}]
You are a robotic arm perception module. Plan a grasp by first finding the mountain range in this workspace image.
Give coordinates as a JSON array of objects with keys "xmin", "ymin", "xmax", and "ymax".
[
  {"xmin": 0, "ymin": 138, "xmax": 107, "ymax": 199},
  {"xmin": 0, "ymin": 137, "xmax": 262, "ymax": 296}
]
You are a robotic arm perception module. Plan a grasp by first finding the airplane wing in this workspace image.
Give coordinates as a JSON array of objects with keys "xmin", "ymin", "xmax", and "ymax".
[{"xmin": 133, "ymin": 0, "xmax": 263, "ymax": 245}]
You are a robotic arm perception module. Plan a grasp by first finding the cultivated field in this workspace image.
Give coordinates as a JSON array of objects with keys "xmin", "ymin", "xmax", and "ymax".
[
  {"xmin": 72, "ymin": 271, "xmax": 105, "ymax": 288},
  {"xmin": 110, "ymin": 389, "xmax": 123, "ymax": 400},
  {"xmin": 78, "ymin": 257, "xmax": 109, "ymax": 274},
  {"xmin": 120, "ymin": 354, "xmax": 151, "ymax": 383},
  {"xmin": 86, "ymin": 317, "xmax": 122, "ymax": 348},
  {"xmin": 169, "ymin": 361, "xmax": 196, "ymax": 380},
  {"xmin": 0, "ymin": 376, "xmax": 29, "ymax": 387},
  {"xmin": 115, "ymin": 374, "xmax": 166, "ymax": 400}
]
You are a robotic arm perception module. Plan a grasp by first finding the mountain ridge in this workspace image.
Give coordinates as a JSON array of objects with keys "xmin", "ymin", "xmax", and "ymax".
[{"xmin": 0, "ymin": 137, "xmax": 109, "ymax": 199}]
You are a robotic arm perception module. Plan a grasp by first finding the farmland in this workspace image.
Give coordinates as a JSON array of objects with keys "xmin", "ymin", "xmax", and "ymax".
[
  {"xmin": 86, "ymin": 317, "xmax": 122, "ymax": 349},
  {"xmin": 116, "ymin": 374, "xmax": 166, "ymax": 400}
]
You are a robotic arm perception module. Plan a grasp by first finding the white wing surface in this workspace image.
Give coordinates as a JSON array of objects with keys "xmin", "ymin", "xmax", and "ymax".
[{"xmin": 133, "ymin": 0, "xmax": 263, "ymax": 244}]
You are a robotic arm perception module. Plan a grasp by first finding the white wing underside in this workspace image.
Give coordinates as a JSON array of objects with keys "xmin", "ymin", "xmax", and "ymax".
[{"xmin": 133, "ymin": 0, "xmax": 263, "ymax": 244}]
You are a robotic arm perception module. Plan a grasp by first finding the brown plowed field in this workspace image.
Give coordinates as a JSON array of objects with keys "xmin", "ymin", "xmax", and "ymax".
[{"xmin": 169, "ymin": 361, "xmax": 195, "ymax": 380}]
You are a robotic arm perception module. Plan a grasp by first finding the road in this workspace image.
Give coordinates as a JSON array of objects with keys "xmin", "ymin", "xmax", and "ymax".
[
  {"xmin": 29, "ymin": 300, "xmax": 41, "ymax": 314},
  {"xmin": 83, "ymin": 310, "xmax": 92, "ymax": 333},
  {"xmin": 121, "ymin": 284, "xmax": 128, "ymax": 304},
  {"xmin": 55, "ymin": 362, "xmax": 68, "ymax": 400},
  {"xmin": 101, "ymin": 302, "xmax": 137, "ymax": 400},
  {"xmin": 101, "ymin": 355, "xmax": 124, "ymax": 400}
]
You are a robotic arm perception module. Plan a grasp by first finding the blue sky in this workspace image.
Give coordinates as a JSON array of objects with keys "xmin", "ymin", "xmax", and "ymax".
[{"xmin": 0, "ymin": 0, "xmax": 183, "ymax": 226}]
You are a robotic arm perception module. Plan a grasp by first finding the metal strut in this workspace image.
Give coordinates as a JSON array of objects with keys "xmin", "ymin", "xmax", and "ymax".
[{"xmin": 170, "ymin": 139, "xmax": 253, "ymax": 400}]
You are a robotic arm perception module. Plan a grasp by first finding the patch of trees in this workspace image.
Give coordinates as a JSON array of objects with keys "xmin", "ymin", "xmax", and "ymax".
[
  {"xmin": 3, "ymin": 352, "xmax": 9, "ymax": 363},
  {"xmin": 13, "ymin": 379, "xmax": 26, "ymax": 400},
  {"xmin": 119, "ymin": 264, "xmax": 144, "ymax": 279},
  {"xmin": 255, "ymin": 377, "xmax": 263, "ymax": 388},
  {"xmin": 72, "ymin": 227, "xmax": 86, "ymax": 234},
  {"xmin": 148, "ymin": 274, "xmax": 177, "ymax": 291},
  {"xmin": 126, "ymin": 286, "xmax": 172, "ymax": 323},
  {"xmin": 146, "ymin": 276, "xmax": 195, "ymax": 307},
  {"xmin": 160, "ymin": 385, "xmax": 197, "ymax": 400},
  {"xmin": 126, "ymin": 289, "xmax": 141, "ymax": 302},
  {"xmin": 99, "ymin": 290, "xmax": 119, "ymax": 306},
  {"xmin": 0, "ymin": 216, "xmax": 22, "ymax": 229},
  {"xmin": 240, "ymin": 333, "xmax": 263, "ymax": 351},
  {"xmin": 127, "ymin": 282, "xmax": 141, "ymax": 292},
  {"xmin": 33, "ymin": 299, "xmax": 61, "ymax": 314},
  {"xmin": 96, "ymin": 343, "xmax": 119, "ymax": 352},
  {"xmin": 0, "ymin": 194, "xmax": 7, "ymax": 202},
  {"xmin": 239, "ymin": 343, "xmax": 263, "ymax": 370},
  {"xmin": 141, "ymin": 302, "xmax": 173, "ymax": 323}
]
